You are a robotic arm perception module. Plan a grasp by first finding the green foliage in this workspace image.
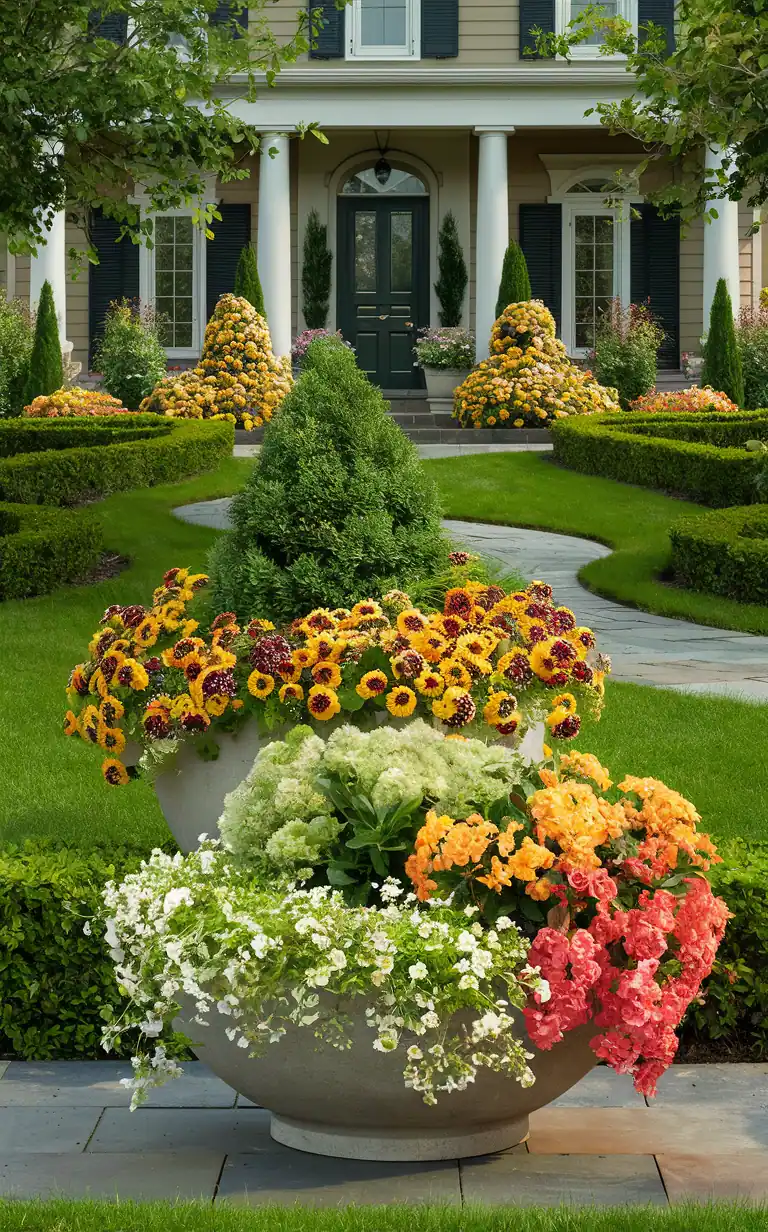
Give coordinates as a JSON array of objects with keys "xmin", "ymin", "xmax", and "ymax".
[
  {"xmin": 494, "ymin": 240, "xmax": 531, "ymax": 320},
  {"xmin": 0, "ymin": 502, "xmax": 103, "ymax": 600},
  {"xmin": 23, "ymin": 281, "xmax": 63, "ymax": 406},
  {"xmin": 702, "ymin": 279, "xmax": 744, "ymax": 407},
  {"xmin": 0, "ymin": 298, "xmax": 34, "ymax": 417},
  {"xmin": 434, "ymin": 212, "xmax": 468, "ymax": 328},
  {"xmin": 668, "ymin": 505, "xmax": 768, "ymax": 605},
  {"xmin": 209, "ymin": 338, "xmax": 448, "ymax": 623},
  {"xmin": 683, "ymin": 840, "xmax": 768, "ymax": 1058},
  {"xmin": 301, "ymin": 209, "xmax": 332, "ymax": 330},
  {"xmin": 0, "ymin": 1, "xmax": 315, "ymax": 255},
  {"xmin": 0, "ymin": 415, "xmax": 233, "ymax": 505},
  {"xmin": 234, "ymin": 245, "xmax": 265, "ymax": 317},
  {"xmin": 592, "ymin": 300, "xmax": 663, "ymax": 410},
  {"xmin": 95, "ymin": 300, "xmax": 167, "ymax": 410},
  {"xmin": 736, "ymin": 305, "xmax": 768, "ymax": 410},
  {"xmin": 550, "ymin": 410, "xmax": 768, "ymax": 506}
]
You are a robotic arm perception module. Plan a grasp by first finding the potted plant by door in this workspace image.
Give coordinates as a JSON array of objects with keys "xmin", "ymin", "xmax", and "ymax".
[{"xmin": 414, "ymin": 327, "xmax": 475, "ymax": 399}]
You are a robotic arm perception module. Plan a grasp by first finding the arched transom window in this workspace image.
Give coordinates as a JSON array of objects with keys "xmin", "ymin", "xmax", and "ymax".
[{"xmin": 340, "ymin": 167, "xmax": 428, "ymax": 196}]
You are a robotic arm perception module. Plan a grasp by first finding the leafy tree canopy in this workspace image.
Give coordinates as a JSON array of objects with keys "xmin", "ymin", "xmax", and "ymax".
[{"xmin": 0, "ymin": 1, "xmax": 324, "ymax": 257}]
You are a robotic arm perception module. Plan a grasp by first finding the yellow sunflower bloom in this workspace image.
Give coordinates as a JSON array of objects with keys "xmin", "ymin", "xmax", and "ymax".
[
  {"xmin": 248, "ymin": 671, "xmax": 275, "ymax": 699},
  {"xmin": 440, "ymin": 659, "xmax": 472, "ymax": 689},
  {"xmin": 102, "ymin": 758, "xmax": 130, "ymax": 787},
  {"xmin": 415, "ymin": 670, "xmax": 445, "ymax": 698},
  {"xmin": 307, "ymin": 684, "xmax": 341, "ymax": 720},
  {"xmin": 63, "ymin": 710, "xmax": 79, "ymax": 737},
  {"xmin": 279, "ymin": 682, "xmax": 305, "ymax": 703},
  {"xmin": 311, "ymin": 660, "xmax": 342, "ymax": 688},
  {"xmin": 356, "ymin": 670, "xmax": 389, "ymax": 699},
  {"xmin": 386, "ymin": 686, "xmax": 417, "ymax": 717}
]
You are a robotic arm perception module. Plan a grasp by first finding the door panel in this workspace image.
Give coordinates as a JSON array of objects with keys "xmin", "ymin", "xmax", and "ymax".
[{"xmin": 338, "ymin": 197, "xmax": 429, "ymax": 389}]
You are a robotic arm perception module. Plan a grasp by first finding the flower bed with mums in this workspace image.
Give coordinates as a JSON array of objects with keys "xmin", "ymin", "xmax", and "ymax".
[
  {"xmin": 141, "ymin": 295, "xmax": 292, "ymax": 431},
  {"xmin": 550, "ymin": 409, "xmax": 768, "ymax": 507},
  {"xmin": 63, "ymin": 568, "xmax": 609, "ymax": 792},
  {"xmin": 453, "ymin": 302, "xmax": 621, "ymax": 429},
  {"xmin": 629, "ymin": 386, "xmax": 740, "ymax": 415},
  {"xmin": 24, "ymin": 387, "xmax": 129, "ymax": 417},
  {"xmin": 669, "ymin": 504, "xmax": 768, "ymax": 605}
]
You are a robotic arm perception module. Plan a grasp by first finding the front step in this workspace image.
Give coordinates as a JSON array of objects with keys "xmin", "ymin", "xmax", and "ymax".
[{"xmin": 654, "ymin": 369, "xmax": 689, "ymax": 392}]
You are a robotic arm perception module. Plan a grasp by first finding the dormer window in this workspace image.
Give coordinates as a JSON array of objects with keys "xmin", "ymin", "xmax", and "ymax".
[{"xmin": 347, "ymin": 0, "xmax": 420, "ymax": 59}]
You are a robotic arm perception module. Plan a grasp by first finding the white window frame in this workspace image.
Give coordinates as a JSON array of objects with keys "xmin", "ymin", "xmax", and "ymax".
[
  {"xmin": 346, "ymin": 0, "xmax": 420, "ymax": 60},
  {"xmin": 138, "ymin": 208, "xmax": 208, "ymax": 359},
  {"xmin": 554, "ymin": 0, "xmax": 636, "ymax": 58}
]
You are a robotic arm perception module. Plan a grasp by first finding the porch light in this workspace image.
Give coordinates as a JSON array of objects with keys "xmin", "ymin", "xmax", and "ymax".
[{"xmin": 374, "ymin": 157, "xmax": 392, "ymax": 186}]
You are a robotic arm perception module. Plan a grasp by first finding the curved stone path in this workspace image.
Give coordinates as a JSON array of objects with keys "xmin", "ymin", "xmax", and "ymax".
[{"xmin": 175, "ymin": 501, "xmax": 768, "ymax": 701}]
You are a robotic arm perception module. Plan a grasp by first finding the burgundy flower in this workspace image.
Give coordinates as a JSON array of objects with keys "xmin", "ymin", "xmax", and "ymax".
[
  {"xmin": 201, "ymin": 669, "xmax": 237, "ymax": 699},
  {"xmin": 120, "ymin": 605, "xmax": 146, "ymax": 629},
  {"xmin": 550, "ymin": 713, "xmax": 581, "ymax": 740},
  {"xmin": 250, "ymin": 634, "xmax": 293, "ymax": 676},
  {"xmin": 571, "ymin": 661, "xmax": 594, "ymax": 685},
  {"xmin": 144, "ymin": 657, "xmax": 163, "ymax": 673}
]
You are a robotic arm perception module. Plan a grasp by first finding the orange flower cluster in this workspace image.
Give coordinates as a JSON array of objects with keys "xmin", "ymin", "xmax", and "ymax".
[{"xmin": 24, "ymin": 387, "xmax": 128, "ymax": 417}]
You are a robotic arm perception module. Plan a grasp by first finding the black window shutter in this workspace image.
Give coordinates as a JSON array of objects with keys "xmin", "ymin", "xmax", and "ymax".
[
  {"xmin": 519, "ymin": 203, "xmax": 562, "ymax": 334},
  {"xmin": 209, "ymin": 2, "xmax": 249, "ymax": 32},
  {"xmin": 206, "ymin": 203, "xmax": 252, "ymax": 320},
  {"xmin": 308, "ymin": 0, "xmax": 345, "ymax": 58},
  {"xmin": 518, "ymin": 0, "xmax": 555, "ymax": 59},
  {"xmin": 630, "ymin": 204, "xmax": 680, "ymax": 368},
  {"xmin": 87, "ymin": 9, "xmax": 129, "ymax": 41},
  {"xmin": 638, "ymin": 0, "xmax": 675, "ymax": 56},
  {"xmin": 88, "ymin": 209, "xmax": 140, "ymax": 367},
  {"xmin": 422, "ymin": 0, "xmax": 459, "ymax": 57}
]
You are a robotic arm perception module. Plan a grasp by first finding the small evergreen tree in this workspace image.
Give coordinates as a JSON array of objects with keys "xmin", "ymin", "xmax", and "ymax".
[
  {"xmin": 302, "ymin": 209, "xmax": 332, "ymax": 329},
  {"xmin": 23, "ymin": 280, "xmax": 63, "ymax": 405},
  {"xmin": 234, "ymin": 245, "xmax": 266, "ymax": 317},
  {"xmin": 208, "ymin": 338, "xmax": 448, "ymax": 623},
  {"xmin": 494, "ymin": 240, "xmax": 532, "ymax": 319},
  {"xmin": 701, "ymin": 278, "xmax": 744, "ymax": 406},
  {"xmin": 434, "ymin": 212, "xmax": 468, "ymax": 327}
]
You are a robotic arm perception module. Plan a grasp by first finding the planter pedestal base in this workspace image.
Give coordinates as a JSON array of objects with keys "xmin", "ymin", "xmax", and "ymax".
[{"xmin": 271, "ymin": 1113, "xmax": 529, "ymax": 1162}]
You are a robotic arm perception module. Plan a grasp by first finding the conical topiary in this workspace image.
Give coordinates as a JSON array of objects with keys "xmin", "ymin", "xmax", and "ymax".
[
  {"xmin": 208, "ymin": 337, "xmax": 448, "ymax": 623},
  {"xmin": 434, "ymin": 212, "xmax": 468, "ymax": 327},
  {"xmin": 494, "ymin": 241, "xmax": 532, "ymax": 319},
  {"xmin": 24, "ymin": 280, "xmax": 63, "ymax": 405},
  {"xmin": 701, "ymin": 278, "xmax": 744, "ymax": 406},
  {"xmin": 234, "ymin": 245, "xmax": 266, "ymax": 317},
  {"xmin": 302, "ymin": 209, "xmax": 332, "ymax": 329}
]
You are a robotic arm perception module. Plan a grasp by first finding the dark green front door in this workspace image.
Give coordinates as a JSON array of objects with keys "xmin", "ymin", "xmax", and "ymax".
[{"xmin": 337, "ymin": 197, "xmax": 429, "ymax": 390}]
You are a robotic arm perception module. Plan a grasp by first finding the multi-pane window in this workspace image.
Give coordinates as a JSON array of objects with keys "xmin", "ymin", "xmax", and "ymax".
[
  {"xmin": 569, "ymin": 0, "xmax": 618, "ymax": 42},
  {"xmin": 555, "ymin": 0, "xmax": 634, "ymax": 55},
  {"xmin": 154, "ymin": 215, "xmax": 195, "ymax": 349},
  {"xmin": 573, "ymin": 214, "xmax": 614, "ymax": 349},
  {"xmin": 348, "ymin": 0, "xmax": 418, "ymax": 58}
]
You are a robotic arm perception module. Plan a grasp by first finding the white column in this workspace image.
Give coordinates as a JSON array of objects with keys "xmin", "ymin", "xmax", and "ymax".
[
  {"xmin": 475, "ymin": 128, "xmax": 512, "ymax": 361},
  {"xmin": 257, "ymin": 132, "xmax": 292, "ymax": 358},
  {"xmin": 703, "ymin": 145, "xmax": 741, "ymax": 325},
  {"xmin": 29, "ymin": 208, "xmax": 69, "ymax": 346}
]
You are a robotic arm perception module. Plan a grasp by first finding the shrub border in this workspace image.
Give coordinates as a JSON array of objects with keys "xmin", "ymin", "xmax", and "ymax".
[
  {"xmin": 0, "ymin": 502, "xmax": 104, "ymax": 600},
  {"xmin": 0, "ymin": 416, "xmax": 234, "ymax": 506},
  {"xmin": 669, "ymin": 505, "xmax": 768, "ymax": 605},
  {"xmin": 549, "ymin": 410, "xmax": 768, "ymax": 506}
]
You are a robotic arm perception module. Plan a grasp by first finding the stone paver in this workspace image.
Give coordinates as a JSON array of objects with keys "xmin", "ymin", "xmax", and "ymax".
[
  {"xmin": 88, "ymin": 1108, "xmax": 276, "ymax": 1153},
  {"xmin": 172, "ymin": 499, "xmax": 768, "ymax": 700},
  {"xmin": 0, "ymin": 1061, "xmax": 236, "ymax": 1108},
  {"xmin": 657, "ymin": 1153, "xmax": 768, "ymax": 1203},
  {"xmin": 460, "ymin": 1153, "xmax": 667, "ymax": 1207},
  {"xmin": 550, "ymin": 1069, "xmax": 645, "ymax": 1108},
  {"xmin": 0, "ymin": 1151, "xmax": 223, "ymax": 1201},
  {"xmin": 232, "ymin": 443, "xmax": 553, "ymax": 460},
  {"xmin": 649, "ymin": 1064, "xmax": 768, "ymax": 1111},
  {"xmin": 527, "ymin": 1106, "xmax": 768, "ymax": 1155},
  {"xmin": 217, "ymin": 1155, "xmax": 462, "ymax": 1207},
  {"xmin": 0, "ymin": 1107, "xmax": 101, "ymax": 1153}
]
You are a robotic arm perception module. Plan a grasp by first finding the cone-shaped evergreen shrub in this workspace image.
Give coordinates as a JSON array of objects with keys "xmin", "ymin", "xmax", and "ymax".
[
  {"xmin": 495, "ymin": 241, "xmax": 532, "ymax": 319},
  {"xmin": 208, "ymin": 338, "xmax": 448, "ymax": 623},
  {"xmin": 701, "ymin": 278, "xmax": 744, "ymax": 407},
  {"xmin": 234, "ymin": 245, "xmax": 265, "ymax": 317},
  {"xmin": 434, "ymin": 212, "xmax": 468, "ymax": 327},
  {"xmin": 24, "ymin": 281, "xmax": 63, "ymax": 405},
  {"xmin": 302, "ymin": 209, "xmax": 332, "ymax": 329}
]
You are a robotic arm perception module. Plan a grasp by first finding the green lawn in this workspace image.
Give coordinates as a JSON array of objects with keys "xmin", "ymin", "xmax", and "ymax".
[
  {"xmin": 424, "ymin": 452, "xmax": 768, "ymax": 635},
  {"xmin": 2, "ymin": 1203, "xmax": 766, "ymax": 1232}
]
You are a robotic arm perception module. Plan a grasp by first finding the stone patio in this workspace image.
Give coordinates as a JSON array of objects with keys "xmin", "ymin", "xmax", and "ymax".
[{"xmin": 1, "ymin": 1062, "xmax": 767, "ymax": 1205}]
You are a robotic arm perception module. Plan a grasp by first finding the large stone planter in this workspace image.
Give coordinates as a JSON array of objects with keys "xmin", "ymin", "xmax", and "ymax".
[
  {"xmin": 176, "ymin": 997, "xmax": 594, "ymax": 1161},
  {"xmin": 422, "ymin": 366, "xmax": 470, "ymax": 400}
]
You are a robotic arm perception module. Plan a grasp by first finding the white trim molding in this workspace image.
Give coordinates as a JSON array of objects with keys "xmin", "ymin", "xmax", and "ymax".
[{"xmin": 346, "ymin": 0, "xmax": 420, "ymax": 60}]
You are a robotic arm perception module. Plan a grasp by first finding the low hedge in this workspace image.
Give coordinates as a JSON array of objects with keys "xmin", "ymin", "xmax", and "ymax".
[
  {"xmin": 0, "ymin": 415, "xmax": 234, "ymax": 506},
  {"xmin": 0, "ymin": 502, "xmax": 104, "ymax": 600},
  {"xmin": 669, "ymin": 505, "xmax": 768, "ymax": 605},
  {"xmin": 1, "ymin": 838, "xmax": 765, "ymax": 1061},
  {"xmin": 549, "ymin": 410, "xmax": 768, "ymax": 506}
]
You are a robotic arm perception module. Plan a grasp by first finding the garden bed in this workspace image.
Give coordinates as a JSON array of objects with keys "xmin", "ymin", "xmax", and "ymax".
[
  {"xmin": 669, "ymin": 505, "xmax": 768, "ymax": 605},
  {"xmin": 549, "ymin": 411, "xmax": 768, "ymax": 507}
]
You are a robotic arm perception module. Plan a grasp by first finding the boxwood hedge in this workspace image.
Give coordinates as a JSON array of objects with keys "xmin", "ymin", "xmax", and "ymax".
[
  {"xmin": 549, "ymin": 410, "xmax": 768, "ymax": 506},
  {"xmin": 0, "ymin": 502, "xmax": 103, "ymax": 600},
  {"xmin": 669, "ymin": 505, "xmax": 768, "ymax": 605}
]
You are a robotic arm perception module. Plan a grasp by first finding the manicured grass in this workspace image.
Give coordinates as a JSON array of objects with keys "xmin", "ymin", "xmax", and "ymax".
[
  {"xmin": 424, "ymin": 452, "xmax": 768, "ymax": 635},
  {"xmin": 0, "ymin": 458, "xmax": 253, "ymax": 852},
  {"xmin": 1, "ymin": 1203, "xmax": 766, "ymax": 1232}
]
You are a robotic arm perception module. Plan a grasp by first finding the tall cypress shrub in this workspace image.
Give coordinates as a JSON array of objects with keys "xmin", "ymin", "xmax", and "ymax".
[
  {"xmin": 701, "ymin": 278, "xmax": 744, "ymax": 406},
  {"xmin": 23, "ymin": 281, "xmax": 63, "ymax": 405},
  {"xmin": 495, "ymin": 240, "xmax": 532, "ymax": 319},
  {"xmin": 234, "ymin": 245, "xmax": 266, "ymax": 317},
  {"xmin": 302, "ymin": 209, "xmax": 332, "ymax": 329},
  {"xmin": 434, "ymin": 212, "xmax": 468, "ymax": 327},
  {"xmin": 208, "ymin": 338, "xmax": 447, "ymax": 623}
]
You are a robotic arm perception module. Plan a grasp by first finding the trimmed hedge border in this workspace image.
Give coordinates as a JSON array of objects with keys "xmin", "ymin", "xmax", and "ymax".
[
  {"xmin": 0, "ymin": 502, "xmax": 103, "ymax": 600},
  {"xmin": 669, "ymin": 505, "xmax": 768, "ymax": 605},
  {"xmin": 0, "ymin": 415, "xmax": 234, "ymax": 506},
  {"xmin": 549, "ymin": 410, "xmax": 768, "ymax": 506}
]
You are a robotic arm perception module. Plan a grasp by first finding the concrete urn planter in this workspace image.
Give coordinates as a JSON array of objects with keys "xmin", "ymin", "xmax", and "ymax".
[
  {"xmin": 422, "ymin": 366, "xmax": 471, "ymax": 400},
  {"xmin": 176, "ymin": 997, "xmax": 595, "ymax": 1162}
]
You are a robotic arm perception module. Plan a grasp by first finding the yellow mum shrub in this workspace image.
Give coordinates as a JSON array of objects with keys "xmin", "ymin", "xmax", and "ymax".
[
  {"xmin": 24, "ymin": 388, "xmax": 128, "ymax": 417},
  {"xmin": 141, "ymin": 295, "xmax": 292, "ymax": 431},
  {"xmin": 454, "ymin": 301, "xmax": 621, "ymax": 429}
]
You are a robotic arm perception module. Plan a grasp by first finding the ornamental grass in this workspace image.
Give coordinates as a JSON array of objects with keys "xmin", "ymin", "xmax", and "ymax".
[{"xmin": 453, "ymin": 302, "xmax": 620, "ymax": 429}]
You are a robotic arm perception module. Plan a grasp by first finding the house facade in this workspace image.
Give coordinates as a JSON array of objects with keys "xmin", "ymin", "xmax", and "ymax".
[{"xmin": 2, "ymin": 0, "xmax": 762, "ymax": 390}]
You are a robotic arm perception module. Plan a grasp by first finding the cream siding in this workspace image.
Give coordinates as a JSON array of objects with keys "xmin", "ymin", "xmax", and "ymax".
[{"xmin": 66, "ymin": 221, "xmax": 91, "ymax": 371}]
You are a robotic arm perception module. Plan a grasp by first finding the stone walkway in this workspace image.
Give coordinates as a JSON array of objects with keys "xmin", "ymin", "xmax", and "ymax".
[
  {"xmin": 174, "ymin": 501, "xmax": 768, "ymax": 701},
  {"xmin": 233, "ymin": 443, "xmax": 553, "ymax": 459},
  {"xmin": 2, "ymin": 1061, "xmax": 767, "ymax": 1205}
]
